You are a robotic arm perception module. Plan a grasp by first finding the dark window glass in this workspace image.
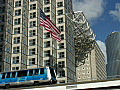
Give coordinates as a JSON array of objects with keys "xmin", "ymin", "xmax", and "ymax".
[
  {"xmin": 30, "ymin": 0, "xmax": 36, "ymax": 2},
  {"xmin": 57, "ymin": 2, "xmax": 63, "ymax": 7},
  {"xmin": 29, "ymin": 70, "xmax": 33, "ymax": 76},
  {"xmin": 40, "ymin": 68, "xmax": 44, "ymax": 74},
  {"xmin": 44, "ymin": 32, "xmax": 50, "ymax": 39},
  {"xmin": 11, "ymin": 72, "xmax": 16, "ymax": 78},
  {"xmin": 6, "ymin": 72, "xmax": 10, "ymax": 78},
  {"xmin": 14, "ymin": 27, "xmax": 20, "ymax": 34},
  {"xmin": 44, "ymin": 50, "xmax": 50, "ymax": 57},
  {"xmin": 44, "ymin": 0, "xmax": 50, "ymax": 5},
  {"xmin": 30, "ymin": 12, "xmax": 36, "ymax": 19},
  {"xmin": 34, "ymin": 69, "xmax": 39, "ymax": 75},
  {"xmin": 15, "ymin": 1, "xmax": 21, "ymax": 7},
  {"xmin": 57, "ymin": 9, "xmax": 63, "ymax": 15},
  {"xmin": 30, "ymin": 4, "xmax": 36, "ymax": 10},
  {"xmin": 61, "ymin": 34, "xmax": 64, "ymax": 40},
  {"xmin": 58, "ymin": 61, "xmax": 65, "ymax": 68},
  {"xmin": 44, "ymin": 7, "xmax": 50, "ymax": 12}
]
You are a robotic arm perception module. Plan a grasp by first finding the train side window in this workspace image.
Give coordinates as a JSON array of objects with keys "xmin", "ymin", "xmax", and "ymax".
[
  {"xmin": 11, "ymin": 72, "xmax": 16, "ymax": 78},
  {"xmin": 29, "ymin": 70, "xmax": 33, "ymax": 76},
  {"xmin": 2, "ymin": 73, "xmax": 6, "ymax": 79},
  {"xmin": 34, "ymin": 69, "xmax": 39, "ymax": 75},
  {"xmin": 17, "ymin": 71, "xmax": 27, "ymax": 77},
  {"xmin": 6, "ymin": 72, "xmax": 10, "ymax": 78},
  {"xmin": 40, "ymin": 68, "xmax": 44, "ymax": 74}
]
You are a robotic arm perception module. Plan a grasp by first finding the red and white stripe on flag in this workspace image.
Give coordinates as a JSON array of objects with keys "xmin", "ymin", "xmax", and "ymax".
[{"xmin": 40, "ymin": 17, "xmax": 61, "ymax": 42}]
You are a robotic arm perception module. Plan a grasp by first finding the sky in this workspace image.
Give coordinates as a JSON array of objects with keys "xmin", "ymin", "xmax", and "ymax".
[{"xmin": 72, "ymin": 0, "xmax": 120, "ymax": 62}]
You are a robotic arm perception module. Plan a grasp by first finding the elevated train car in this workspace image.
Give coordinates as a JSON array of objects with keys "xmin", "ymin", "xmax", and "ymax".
[{"xmin": 0, "ymin": 67, "xmax": 57, "ymax": 88}]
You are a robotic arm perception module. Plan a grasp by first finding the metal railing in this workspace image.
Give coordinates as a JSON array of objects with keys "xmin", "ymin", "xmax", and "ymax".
[{"xmin": 66, "ymin": 11, "xmax": 95, "ymax": 66}]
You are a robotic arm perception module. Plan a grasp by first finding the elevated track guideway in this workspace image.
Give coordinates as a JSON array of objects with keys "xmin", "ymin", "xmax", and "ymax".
[{"xmin": 8, "ymin": 79, "xmax": 120, "ymax": 90}]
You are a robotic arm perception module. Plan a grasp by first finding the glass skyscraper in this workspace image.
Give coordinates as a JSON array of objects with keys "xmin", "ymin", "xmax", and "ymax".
[{"xmin": 106, "ymin": 32, "xmax": 120, "ymax": 79}]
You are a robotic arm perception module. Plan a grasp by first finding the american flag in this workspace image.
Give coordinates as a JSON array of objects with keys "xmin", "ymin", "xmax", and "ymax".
[{"xmin": 40, "ymin": 8, "xmax": 61, "ymax": 42}]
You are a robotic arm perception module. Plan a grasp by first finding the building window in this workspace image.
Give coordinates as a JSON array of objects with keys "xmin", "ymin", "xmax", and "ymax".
[
  {"xmin": 23, "ymin": 28, "xmax": 27, "ymax": 35},
  {"xmin": 87, "ymin": 71, "xmax": 90, "ymax": 74},
  {"xmin": 12, "ymin": 67, "xmax": 19, "ymax": 70},
  {"xmin": 44, "ymin": 60, "xmax": 50, "ymax": 66},
  {"xmin": 15, "ymin": 1, "xmax": 21, "ymax": 7},
  {"xmin": 13, "ymin": 56, "xmax": 19, "ymax": 64},
  {"xmin": 58, "ymin": 17, "xmax": 63, "ymax": 23},
  {"xmin": 0, "ymin": 6, "xmax": 5, "ymax": 13},
  {"xmin": 13, "ymin": 46, "xmax": 20, "ymax": 54},
  {"xmin": 0, "ymin": 34, "xmax": 3, "ymax": 41},
  {"xmin": 30, "ymin": 0, "xmax": 36, "ymax": 2},
  {"xmin": 44, "ymin": 7, "xmax": 50, "ymax": 13},
  {"xmin": 14, "ymin": 18, "xmax": 21, "ymax": 25},
  {"xmin": 0, "ymin": 25, "xmax": 4, "ymax": 32},
  {"xmin": 0, "ymin": 44, "xmax": 2, "ymax": 52},
  {"xmin": 14, "ymin": 37, "xmax": 20, "ymax": 44},
  {"xmin": 30, "ymin": 12, "xmax": 36, "ymax": 19},
  {"xmin": 8, "ymin": 17, "xmax": 12, "ymax": 24},
  {"xmin": 7, "ymin": 28, "xmax": 12, "ymax": 33},
  {"xmin": 0, "ymin": 65, "xmax": 1, "ymax": 72},
  {"xmin": 14, "ymin": 27, "xmax": 20, "ymax": 34},
  {"xmin": 61, "ymin": 34, "xmax": 64, "ymax": 40},
  {"xmin": 58, "ymin": 43, "xmax": 64, "ymax": 49},
  {"xmin": 46, "ymin": 15, "xmax": 50, "ymax": 18},
  {"xmin": 15, "ymin": 9, "xmax": 21, "ymax": 16},
  {"xmin": 58, "ymin": 61, "xmax": 65, "ymax": 68},
  {"xmin": 0, "ymin": 0, "xmax": 5, "ymax": 4},
  {"xmin": 29, "ymin": 58, "xmax": 35, "ymax": 65},
  {"xmin": 57, "ymin": 2, "xmax": 63, "ymax": 7},
  {"xmin": 30, "ymin": 4, "xmax": 36, "ymax": 10},
  {"xmin": 58, "ymin": 70, "xmax": 65, "ymax": 77},
  {"xmin": 44, "ymin": 0, "xmax": 50, "ymax": 5},
  {"xmin": 44, "ymin": 50, "xmax": 50, "ymax": 57},
  {"xmin": 29, "ymin": 39, "xmax": 36, "ymax": 46},
  {"xmin": 58, "ymin": 52, "xmax": 64, "ymax": 58},
  {"xmin": 58, "ymin": 26, "xmax": 64, "ymax": 32},
  {"xmin": 29, "ymin": 48, "xmax": 35, "ymax": 55},
  {"xmin": 57, "ymin": 9, "xmax": 63, "ymax": 15},
  {"xmin": 82, "ymin": 68, "xmax": 85, "ymax": 70},
  {"xmin": 0, "ymin": 15, "xmax": 5, "ymax": 22},
  {"xmin": 44, "ymin": 41, "xmax": 50, "ymax": 48},
  {"xmin": 0, "ymin": 55, "xmax": 2, "ymax": 61},
  {"xmin": 44, "ymin": 32, "xmax": 50, "ymax": 39},
  {"xmin": 30, "ymin": 21, "xmax": 36, "ymax": 27},
  {"xmin": 6, "ymin": 47, "xmax": 10, "ymax": 53},
  {"xmin": 29, "ymin": 30, "xmax": 36, "ymax": 37},
  {"xmin": 23, "ymin": 47, "xmax": 27, "ymax": 55}
]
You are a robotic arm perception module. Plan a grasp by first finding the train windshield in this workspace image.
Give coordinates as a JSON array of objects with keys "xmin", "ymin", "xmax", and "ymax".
[{"xmin": 50, "ymin": 68, "xmax": 56, "ymax": 78}]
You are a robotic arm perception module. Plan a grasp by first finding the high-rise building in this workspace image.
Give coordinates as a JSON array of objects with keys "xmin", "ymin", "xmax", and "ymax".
[
  {"xmin": 1, "ymin": 0, "xmax": 43, "ymax": 71},
  {"xmin": 106, "ymin": 32, "xmax": 120, "ymax": 79},
  {"xmin": 0, "ymin": 0, "xmax": 76, "ymax": 83},
  {"xmin": 76, "ymin": 42, "xmax": 107, "ymax": 82},
  {"xmin": 73, "ymin": 12, "xmax": 106, "ymax": 82},
  {"xmin": 55, "ymin": 0, "xmax": 76, "ymax": 83}
]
